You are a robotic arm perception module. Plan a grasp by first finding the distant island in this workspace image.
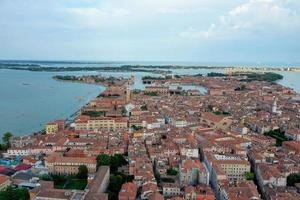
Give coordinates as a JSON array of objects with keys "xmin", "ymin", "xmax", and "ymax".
[
  {"xmin": 53, "ymin": 75, "xmax": 129, "ymax": 87},
  {"xmin": 1, "ymin": 63, "xmax": 300, "ymax": 74},
  {"xmin": 0, "ymin": 63, "xmax": 171, "ymax": 74},
  {"xmin": 54, "ymin": 71, "xmax": 284, "ymax": 89},
  {"xmin": 207, "ymin": 72, "xmax": 284, "ymax": 82}
]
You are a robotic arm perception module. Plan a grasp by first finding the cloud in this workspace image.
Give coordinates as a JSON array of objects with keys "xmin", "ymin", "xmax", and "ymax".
[
  {"xmin": 63, "ymin": 0, "xmax": 245, "ymax": 29},
  {"xmin": 66, "ymin": 7, "xmax": 130, "ymax": 28},
  {"xmin": 0, "ymin": 0, "xmax": 299, "ymax": 62},
  {"xmin": 179, "ymin": 0, "xmax": 300, "ymax": 39}
]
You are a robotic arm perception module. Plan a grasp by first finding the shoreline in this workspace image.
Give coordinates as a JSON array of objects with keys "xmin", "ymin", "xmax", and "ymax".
[
  {"xmin": 7, "ymin": 75, "xmax": 124, "ymax": 137},
  {"xmin": 1, "ymin": 64, "xmax": 300, "ymax": 73},
  {"xmin": 2, "ymin": 70, "xmax": 299, "ymax": 138}
]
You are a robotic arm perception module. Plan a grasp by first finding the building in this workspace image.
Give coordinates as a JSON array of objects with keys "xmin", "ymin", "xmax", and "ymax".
[
  {"xmin": 45, "ymin": 152, "xmax": 96, "ymax": 175},
  {"xmin": 126, "ymin": 86, "xmax": 131, "ymax": 103},
  {"xmin": 30, "ymin": 180, "xmax": 85, "ymax": 200},
  {"xmin": 46, "ymin": 120, "xmax": 65, "ymax": 134},
  {"xmin": 256, "ymin": 164, "xmax": 287, "ymax": 189},
  {"xmin": 282, "ymin": 141, "xmax": 300, "ymax": 154},
  {"xmin": 172, "ymin": 119, "xmax": 188, "ymax": 128},
  {"xmin": 0, "ymin": 175, "xmax": 11, "ymax": 190},
  {"xmin": 10, "ymin": 135, "xmax": 36, "ymax": 148},
  {"xmin": 200, "ymin": 112, "xmax": 232, "ymax": 130},
  {"xmin": 162, "ymin": 182, "xmax": 181, "ymax": 198},
  {"xmin": 75, "ymin": 115, "xmax": 128, "ymax": 131},
  {"xmin": 223, "ymin": 181, "xmax": 260, "ymax": 200},
  {"xmin": 84, "ymin": 166, "xmax": 110, "ymax": 200},
  {"xmin": 7, "ymin": 146, "xmax": 53, "ymax": 156},
  {"xmin": 285, "ymin": 128, "xmax": 300, "ymax": 141},
  {"xmin": 148, "ymin": 192, "xmax": 164, "ymax": 200},
  {"xmin": 179, "ymin": 159, "xmax": 209, "ymax": 187},
  {"xmin": 184, "ymin": 185, "xmax": 215, "ymax": 200},
  {"xmin": 145, "ymin": 86, "xmax": 169, "ymax": 94},
  {"xmin": 141, "ymin": 182, "xmax": 159, "ymax": 199},
  {"xmin": 119, "ymin": 182, "xmax": 137, "ymax": 200},
  {"xmin": 180, "ymin": 147, "xmax": 199, "ymax": 158},
  {"xmin": 214, "ymin": 154, "xmax": 250, "ymax": 183}
]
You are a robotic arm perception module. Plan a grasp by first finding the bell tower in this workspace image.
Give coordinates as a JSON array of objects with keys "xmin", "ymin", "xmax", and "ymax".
[{"xmin": 126, "ymin": 85, "xmax": 131, "ymax": 103}]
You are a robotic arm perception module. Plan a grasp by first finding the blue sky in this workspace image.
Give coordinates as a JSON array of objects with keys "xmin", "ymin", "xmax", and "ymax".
[{"xmin": 0, "ymin": 0, "xmax": 299, "ymax": 64}]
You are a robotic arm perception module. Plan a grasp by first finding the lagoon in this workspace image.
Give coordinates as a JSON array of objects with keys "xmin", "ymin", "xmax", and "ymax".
[
  {"xmin": 0, "ymin": 69, "xmax": 104, "ymax": 136},
  {"xmin": 0, "ymin": 61, "xmax": 299, "ymax": 136}
]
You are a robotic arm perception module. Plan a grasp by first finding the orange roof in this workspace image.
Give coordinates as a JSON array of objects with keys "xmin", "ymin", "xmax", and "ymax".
[
  {"xmin": 119, "ymin": 182, "xmax": 137, "ymax": 199},
  {"xmin": 0, "ymin": 175, "xmax": 9, "ymax": 185},
  {"xmin": 46, "ymin": 152, "xmax": 96, "ymax": 164},
  {"xmin": 181, "ymin": 159, "xmax": 206, "ymax": 172},
  {"xmin": 283, "ymin": 141, "xmax": 300, "ymax": 154},
  {"xmin": 149, "ymin": 192, "xmax": 164, "ymax": 200},
  {"xmin": 76, "ymin": 115, "xmax": 90, "ymax": 122},
  {"xmin": 202, "ymin": 112, "xmax": 227, "ymax": 123}
]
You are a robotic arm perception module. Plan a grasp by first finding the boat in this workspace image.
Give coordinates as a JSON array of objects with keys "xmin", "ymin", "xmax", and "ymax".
[{"xmin": 75, "ymin": 96, "xmax": 84, "ymax": 102}]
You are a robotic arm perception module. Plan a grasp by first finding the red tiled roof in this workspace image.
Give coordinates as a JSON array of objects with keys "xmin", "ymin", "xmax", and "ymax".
[
  {"xmin": 0, "ymin": 175, "xmax": 9, "ymax": 185},
  {"xmin": 14, "ymin": 164, "xmax": 32, "ymax": 171}
]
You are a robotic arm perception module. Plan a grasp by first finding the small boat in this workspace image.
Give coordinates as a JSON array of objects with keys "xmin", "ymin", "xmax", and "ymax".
[
  {"xmin": 22, "ymin": 83, "xmax": 31, "ymax": 86},
  {"xmin": 75, "ymin": 96, "xmax": 84, "ymax": 102}
]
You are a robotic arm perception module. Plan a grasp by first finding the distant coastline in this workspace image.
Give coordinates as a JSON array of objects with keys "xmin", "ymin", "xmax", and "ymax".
[
  {"xmin": 1, "ymin": 63, "xmax": 300, "ymax": 74},
  {"xmin": 0, "ymin": 64, "xmax": 172, "ymax": 74}
]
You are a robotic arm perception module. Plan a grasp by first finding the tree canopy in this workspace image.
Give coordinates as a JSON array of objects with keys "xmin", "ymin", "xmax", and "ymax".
[
  {"xmin": 77, "ymin": 165, "xmax": 88, "ymax": 180},
  {"xmin": 287, "ymin": 173, "xmax": 300, "ymax": 186},
  {"xmin": 167, "ymin": 168, "xmax": 178, "ymax": 176},
  {"xmin": 96, "ymin": 154, "xmax": 111, "ymax": 169},
  {"xmin": 140, "ymin": 104, "xmax": 148, "ymax": 111},
  {"xmin": 245, "ymin": 172, "xmax": 255, "ymax": 180},
  {"xmin": 96, "ymin": 154, "xmax": 127, "ymax": 173},
  {"xmin": 2, "ymin": 132, "xmax": 13, "ymax": 149},
  {"xmin": 0, "ymin": 186, "xmax": 29, "ymax": 200}
]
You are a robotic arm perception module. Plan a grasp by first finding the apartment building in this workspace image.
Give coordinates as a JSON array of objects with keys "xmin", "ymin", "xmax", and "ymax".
[
  {"xmin": 145, "ymin": 86, "xmax": 169, "ymax": 94},
  {"xmin": 214, "ymin": 154, "xmax": 250, "ymax": 183},
  {"xmin": 84, "ymin": 166, "xmax": 110, "ymax": 200},
  {"xmin": 162, "ymin": 183, "xmax": 181, "ymax": 198},
  {"xmin": 119, "ymin": 182, "xmax": 137, "ymax": 200},
  {"xmin": 200, "ymin": 112, "xmax": 232, "ymax": 130},
  {"xmin": 0, "ymin": 175, "xmax": 11, "ymax": 191},
  {"xmin": 45, "ymin": 152, "xmax": 96, "ymax": 175},
  {"xmin": 179, "ymin": 159, "xmax": 209, "ymax": 187},
  {"xmin": 184, "ymin": 185, "xmax": 215, "ymax": 200},
  {"xmin": 46, "ymin": 120, "xmax": 65, "ymax": 134},
  {"xmin": 75, "ymin": 115, "xmax": 128, "ymax": 131}
]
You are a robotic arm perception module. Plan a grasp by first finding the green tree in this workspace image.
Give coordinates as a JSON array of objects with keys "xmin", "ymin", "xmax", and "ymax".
[
  {"xmin": 264, "ymin": 129, "xmax": 288, "ymax": 146},
  {"xmin": 0, "ymin": 186, "xmax": 29, "ymax": 200},
  {"xmin": 144, "ymin": 92, "xmax": 158, "ymax": 96},
  {"xmin": 2, "ymin": 132, "xmax": 13, "ymax": 149},
  {"xmin": 82, "ymin": 111, "xmax": 106, "ymax": 117},
  {"xmin": 109, "ymin": 175, "xmax": 123, "ymax": 193},
  {"xmin": 96, "ymin": 154, "xmax": 111, "ymax": 169},
  {"xmin": 77, "ymin": 165, "xmax": 88, "ymax": 180},
  {"xmin": 96, "ymin": 154, "xmax": 127, "ymax": 172},
  {"xmin": 121, "ymin": 107, "xmax": 127, "ymax": 116},
  {"xmin": 111, "ymin": 154, "xmax": 127, "ymax": 172},
  {"xmin": 207, "ymin": 105, "xmax": 214, "ymax": 112},
  {"xmin": 131, "ymin": 125, "xmax": 143, "ymax": 131},
  {"xmin": 140, "ymin": 104, "xmax": 147, "ymax": 111},
  {"xmin": 287, "ymin": 173, "xmax": 300, "ymax": 186},
  {"xmin": 16, "ymin": 188, "xmax": 30, "ymax": 200},
  {"xmin": 132, "ymin": 90, "xmax": 141, "ymax": 94},
  {"xmin": 240, "ymin": 84, "xmax": 246, "ymax": 90},
  {"xmin": 245, "ymin": 172, "xmax": 255, "ymax": 180},
  {"xmin": 167, "ymin": 168, "xmax": 178, "ymax": 176},
  {"xmin": 207, "ymin": 72, "xmax": 227, "ymax": 77}
]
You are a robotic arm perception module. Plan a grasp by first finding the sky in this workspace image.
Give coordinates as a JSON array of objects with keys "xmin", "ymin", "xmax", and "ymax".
[{"xmin": 0, "ymin": 0, "xmax": 300, "ymax": 64}]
